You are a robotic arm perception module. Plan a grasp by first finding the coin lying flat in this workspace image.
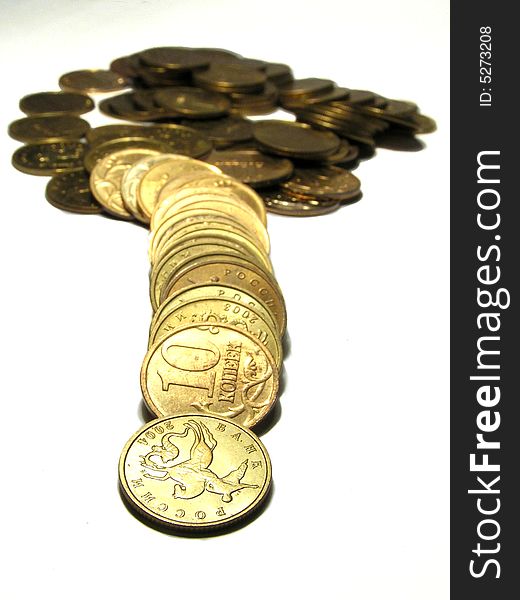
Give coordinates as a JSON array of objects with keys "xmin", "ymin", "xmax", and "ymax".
[
  {"xmin": 8, "ymin": 115, "xmax": 90, "ymax": 143},
  {"xmin": 261, "ymin": 187, "xmax": 340, "ymax": 217},
  {"xmin": 59, "ymin": 69, "xmax": 129, "ymax": 93},
  {"xmin": 253, "ymin": 120, "xmax": 340, "ymax": 160},
  {"xmin": 154, "ymin": 87, "xmax": 231, "ymax": 119},
  {"xmin": 119, "ymin": 414, "xmax": 272, "ymax": 532},
  {"xmin": 141, "ymin": 322, "xmax": 279, "ymax": 428},
  {"xmin": 209, "ymin": 149, "xmax": 294, "ymax": 189},
  {"xmin": 83, "ymin": 137, "xmax": 172, "ymax": 172},
  {"xmin": 182, "ymin": 116, "xmax": 253, "ymax": 148},
  {"xmin": 12, "ymin": 141, "xmax": 86, "ymax": 176},
  {"xmin": 281, "ymin": 166, "xmax": 361, "ymax": 201},
  {"xmin": 45, "ymin": 171, "xmax": 102, "ymax": 214},
  {"xmin": 19, "ymin": 91, "xmax": 94, "ymax": 116},
  {"xmin": 194, "ymin": 64, "xmax": 267, "ymax": 93}
]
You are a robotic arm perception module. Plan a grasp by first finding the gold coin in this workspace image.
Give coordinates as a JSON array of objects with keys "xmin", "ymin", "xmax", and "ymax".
[
  {"xmin": 137, "ymin": 157, "xmax": 220, "ymax": 218},
  {"xmin": 154, "ymin": 174, "xmax": 267, "ymax": 227},
  {"xmin": 141, "ymin": 322, "xmax": 279, "ymax": 428},
  {"xmin": 119, "ymin": 414, "xmax": 271, "ymax": 532},
  {"xmin": 90, "ymin": 148, "xmax": 163, "ymax": 220},
  {"xmin": 281, "ymin": 166, "xmax": 361, "ymax": 201},
  {"xmin": 150, "ymin": 244, "xmax": 248, "ymax": 311},
  {"xmin": 151, "ymin": 283, "xmax": 279, "ymax": 344},
  {"xmin": 19, "ymin": 91, "xmax": 94, "ymax": 116},
  {"xmin": 121, "ymin": 154, "xmax": 193, "ymax": 223},
  {"xmin": 154, "ymin": 221, "xmax": 271, "ymax": 270},
  {"xmin": 151, "ymin": 196, "xmax": 270, "ymax": 255},
  {"xmin": 12, "ymin": 141, "xmax": 86, "ymax": 176},
  {"xmin": 208, "ymin": 149, "xmax": 294, "ymax": 189},
  {"xmin": 149, "ymin": 296, "xmax": 283, "ymax": 369},
  {"xmin": 83, "ymin": 137, "xmax": 172, "ymax": 172},
  {"xmin": 154, "ymin": 87, "xmax": 231, "ymax": 119},
  {"xmin": 261, "ymin": 187, "xmax": 341, "ymax": 217},
  {"xmin": 149, "ymin": 209, "xmax": 258, "ymax": 262},
  {"xmin": 8, "ymin": 115, "xmax": 90, "ymax": 143},
  {"xmin": 59, "ymin": 69, "xmax": 129, "ymax": 93},
  {"xmin": 163, "ymin": 255, "xmax": 286, "ymax": 335},
  {"xmin": 45, "ymin": 171, "xmax": 102, "ymax": 214}
]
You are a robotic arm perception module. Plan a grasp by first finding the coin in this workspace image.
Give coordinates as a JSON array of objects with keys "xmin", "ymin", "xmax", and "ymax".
[
  {"xmin": 8, "ymin": 115, "xmax": 90, "ymax": 143},
  {"xmin": 119, "ymin": 414, "xmax": 272, "ymax": 532},
  {"xmin": 264, "ymin": 62, "xmax": 293, "ymax": 86},
  {"xmin": 164, "ymin": 256, "xmax": 287, "ymax": 335},
  {"xmin": 59, "ymin": 69, "xmax": 129, "ymax": 93},
  {"xmin": 110, "ymin": 54, "xmax": 141, "ymax": 78},
  {"xmin": 139, "ymin": 47, "xmax": 210, "ymax": 71},
  {"xmin": 19, "ymin": 91, "xmax": 94, "ymax": 116},
  {"xmin": 151, "ymin": 283, "xmax": 279, "ymax": 342},
  {"xmin": 253, "ymin": 120, "xmax": 340, "ymax": 159},
  {"xmin": 281, "ymin": 166, "xmax": 361, "ymax": 201},
  {"xmin": 141, "ymin": 322, "xmax": 279, "ymax": 428},
  {"xmin": 208, "ymin": 149, "xmax": 293, "ymax": 189},
  {"xmin": 149, "ymin": 296, "xmax": 283, "ymax": 369},
  {"xmin": 83, "ymin": 137, "xmax": 171, "ymax": 172},
  {"xmin": 157, "ymin": 173, "xmax": 267, "ymax": 226},
  {"xmin": 121, "ymin": 154, "xmax": 184, "ymax": 223},
  {"xmin": 181, "ymin": 116, "xmax": 253, "ymax": 148},
  {"xmin": 90, "ymin": 148, "xmax": 164, "ymax": 220},
  {"xmin": 12, "ymin": 141, "xmax": 86, "ymax": 176},
  {"xmin": 154, "ymin": 87, "xmax": 231, "ymax": 119},
  {"xmin": 45, "ymin": 171, "xmax": 102, "ymax": 214},
  {"xmin": 138, "ymin": 157, "xmax": 220, "ymax": 218},
  {"xmin": 261, "ymin": 187, "xmax": 340, "ymax": 217},
  {"xmin": 279, "ymin": 78, "xmax": 334, "ymax": 101},
  {"xmin": 194, "ymin": 64, "xmax": 267, "ymax": 93}
]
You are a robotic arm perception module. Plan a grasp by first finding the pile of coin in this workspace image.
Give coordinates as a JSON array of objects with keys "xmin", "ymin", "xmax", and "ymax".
[{"xmin": 8, "ymin": 46, "xmax": 436, "ymax": 534}]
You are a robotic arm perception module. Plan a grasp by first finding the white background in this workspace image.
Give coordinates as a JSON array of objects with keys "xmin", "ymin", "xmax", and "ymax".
[{"xmin": 0, "ymin": 1, "xmax": 449, "ymax": 598}]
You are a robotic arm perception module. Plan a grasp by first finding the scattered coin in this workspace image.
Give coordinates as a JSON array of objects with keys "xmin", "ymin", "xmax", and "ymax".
[
  {"xmin": 19, "ymin": 91, "xmax": 94, "ymax": 116},
  {"xmin": 209, "ymin": 149, "xmax": 293, "ymax": 188},
  {"xmin": 8, "ymin": 115, "xmax": 90, "ymax": 143},
  {"xmin": 45, "ymin": 171, "xmax": 102, "ymax": 214},
  {"xmin": 12, "ymin": 141, "xmax": 86, "ymax": 176},
  {"xmin": 59, "ymin": 69, "xmax": 129, "ymax": 93}
]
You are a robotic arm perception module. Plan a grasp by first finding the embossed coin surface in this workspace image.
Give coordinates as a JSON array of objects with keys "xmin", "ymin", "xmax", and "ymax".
[
  {"xmin": 12, "ymin": 142, "xmax": 86, "ymax": 176},
  {"xmin": 119, "ymin": 414, "xmax": 271, "ymax": 532},
  {"xmin": 141, "ymin": 322, "xmax": 279, "ymax": 428},
  {"xmin": 45, "ymin": 171, "xmax": 102, "ymax": 214},
  {"xmin": 209, "ymin": 149, "xmax": 293, "ymax": 189},
  {"xmin": 19, "ymin": 91, "xmax": 94, "ymax": 116},
  {"xmin": 281, "ymin": 166, "xmax": 361, "ymax": 201}
]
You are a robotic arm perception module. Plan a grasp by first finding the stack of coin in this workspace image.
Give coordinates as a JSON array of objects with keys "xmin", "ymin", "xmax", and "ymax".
[{"xmin": 119, "ymin": 154, "xmax": 283, "ymax": 531}]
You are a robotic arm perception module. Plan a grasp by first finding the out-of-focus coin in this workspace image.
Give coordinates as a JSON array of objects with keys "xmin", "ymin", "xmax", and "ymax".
[
  {"xmin": 139, "ymin": 47, "xmax": 210, "ymax": 71},
  {"xmin": 146, "ymin": 124, "xmax": 213, "ymax": 158},
  {"xmin": 154, "ymin": 87, "xmax": 231, "ymax": 119},
  {"xmin": 8, "ymin": 115, "xmax": 90, "ymax": 143},
  {"xmin": 12, "ymin": 141, "xmax": 86, "ymax": 176},
  {"xmin": 181, "ymin": 116, "xmax": 253, "ymax": 148},
  {"xmin": 110, "ymin": 54, "xmax": 141, "ymax": 78},
  {"xmin": 164, "ymin": 256, "xmax": 286, "ymax": 335},
  {"xmin": 279, "ymin": 78, "xmax": 334, "ymax": 101},
  {"xmin": 162, "ymin": 173, "xmax": 267, "ymax": 225},
  {"xmin": 19, "ymin": 91, "xmax": 94, "ymax": 116},
  {"xmin": 253, "ymin": 120, "xmax": 340, "ymax": 159},
  {"xmin": 90, "ymin": 148, "xmax": 164, "ymax": 220},
  {"xmin": 121, "ymin": 154, "xmax": 185, "ymax": 223},
  {"xmin": 281, "ymin": 166, "xmax": 361, "ymax": 201},
  {"xmin": 150, "ymin": 296, "xmax": 282, "ymax": 369},
  {"xmin": 83, "ymin": 136, "xmax": 171, "ymax": 172},
  {"xmin": 45, "ymin": 171, "xmax": 102, "ymax": 214},
  {"xmin": 119, "ymin": 414, "xmax": 272, "ymax": 532},
  {"xmin": 261, "ymin": 187, "xmax": 340, "ymax": 217},
  {"xmin": 264, "ymin": 62, "xmax": 293, "ymax": 86},
  {"xmin": 194, "ymin": 64, "xmax": 267, "ymax": 93},
  {"xmin": 138, "ymin": 157, "xmax": 220, "ymax": 218},
  {"xmin": 208, "ymin": 149, "xmax": 293, "ymax": 189},
  {"xmin": 410, "ymin": 113, "xmax": 437, "ymax": 134},
  {"xmin": 141, "ymin": 322, "xmax": 279, "ymax": 428},
  {"xmin": 59, "ymin": 69, "xmax": 129, "ymax": 93}
]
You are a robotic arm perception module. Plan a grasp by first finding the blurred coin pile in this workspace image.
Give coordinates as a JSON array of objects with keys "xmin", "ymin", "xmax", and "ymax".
[{"xmin": 9, "ymin": 46, "xmax": 435, "ymax": 218}]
